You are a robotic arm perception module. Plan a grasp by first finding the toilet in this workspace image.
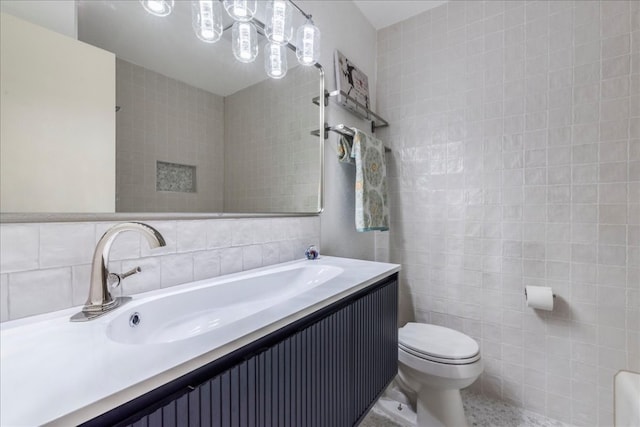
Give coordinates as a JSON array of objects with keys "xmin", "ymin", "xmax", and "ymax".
[{"xmin": 397, "ymin": 322, "xmax": 483, "ymax": 427}]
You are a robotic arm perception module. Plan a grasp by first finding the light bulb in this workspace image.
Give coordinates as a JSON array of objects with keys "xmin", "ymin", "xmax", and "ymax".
[
  {"xmin": 266, "ymin": 0, "xmax": 293, "ymax": 44},
  {"xmin": 139, "ymin": 0, "xmax": 174, "ymax": 17},
  {"xmin": 265, "ymin": 43, "xmax": 288, "ymax": 79},
  {"xmin": 223, "ymin": 0, "xmax": 257, "ymax": 22},
  {"xmin": 296, "ymin": 19, "xmax": 320, "ymax": 66},
  {"xmin": 192, "ymin": 0, "xmax": 222, "ymax": 43},
  {"xmin": 232, "ymin": 22, "xmax": 258, "ymax": 63}
]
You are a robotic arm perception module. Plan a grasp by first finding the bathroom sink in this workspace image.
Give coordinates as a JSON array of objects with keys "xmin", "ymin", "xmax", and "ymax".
[
  {"xmin": 1, "ymin": 256, "xmax": 400, "ymax": 426},
  {"xmin": 106, "ymin": 264, "xmax": 344, "ymax": 345}
]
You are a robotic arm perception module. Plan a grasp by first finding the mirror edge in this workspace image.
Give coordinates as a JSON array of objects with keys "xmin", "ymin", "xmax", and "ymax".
[
  {"xmin": 0, "ymin": 211, "xmax": 321, "ymax": 223},
  {"xmin": 316, "ymin": 63, "xmax": 325, "ymax": 215}
]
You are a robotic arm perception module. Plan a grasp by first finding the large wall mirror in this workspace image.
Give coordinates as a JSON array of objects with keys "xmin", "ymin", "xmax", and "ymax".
[{"xmin": 1, "ymin": 0, "xmax": 324, "ymax": 218}]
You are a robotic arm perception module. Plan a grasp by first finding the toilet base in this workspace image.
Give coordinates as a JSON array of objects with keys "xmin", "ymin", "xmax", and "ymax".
[{"xmin": 416, "ymin": 386, "xmax": 468, "ymax": 427}]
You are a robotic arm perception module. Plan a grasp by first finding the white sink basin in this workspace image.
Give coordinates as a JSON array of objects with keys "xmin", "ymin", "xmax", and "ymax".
[{"xmin": 106, "ymin": 264, "xmax": 343, "ymax": 345}]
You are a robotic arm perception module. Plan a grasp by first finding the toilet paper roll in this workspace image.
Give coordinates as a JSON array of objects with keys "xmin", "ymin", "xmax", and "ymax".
[{"xmin": 525, "ymin": 286, "xmax": 554, "ymax": 311}]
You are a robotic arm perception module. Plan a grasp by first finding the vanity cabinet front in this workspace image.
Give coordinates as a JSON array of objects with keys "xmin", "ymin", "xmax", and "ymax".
[{"xmin": 83, "ymin": 273, "xmax": 398, "ymax": 427}]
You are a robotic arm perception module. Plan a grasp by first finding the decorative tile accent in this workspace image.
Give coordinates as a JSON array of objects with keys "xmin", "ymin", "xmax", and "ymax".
[{"xmin": 156, "ymin": 161, "xmax": 197, "ymax": 193}]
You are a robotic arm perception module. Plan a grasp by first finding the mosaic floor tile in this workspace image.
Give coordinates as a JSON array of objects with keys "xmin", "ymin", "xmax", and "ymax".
[{"xmin": 360, "ymin": 389, "xmax": 568, "ymax": 427}]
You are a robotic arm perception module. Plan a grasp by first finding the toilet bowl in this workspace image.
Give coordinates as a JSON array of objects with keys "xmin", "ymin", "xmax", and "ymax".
[{"xmin": 397, "ymin": 323, "xmax": 483, "ymax": 427}]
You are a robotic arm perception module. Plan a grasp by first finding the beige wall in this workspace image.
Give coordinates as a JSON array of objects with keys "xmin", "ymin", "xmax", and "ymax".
[{"xmin": 0, "ymin": 13, "xmax": 115, "ymax": 213}]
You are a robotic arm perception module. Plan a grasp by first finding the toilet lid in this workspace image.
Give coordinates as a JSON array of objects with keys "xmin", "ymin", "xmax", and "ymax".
[{"xmin": 399, "ymin": 323, "xmax": 479, "ymax": 361}]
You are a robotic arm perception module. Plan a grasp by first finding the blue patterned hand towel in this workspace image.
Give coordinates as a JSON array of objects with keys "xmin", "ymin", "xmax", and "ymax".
[{"xmin": 351, "ymin": 129, "xmax": 389, "ymax": 232}]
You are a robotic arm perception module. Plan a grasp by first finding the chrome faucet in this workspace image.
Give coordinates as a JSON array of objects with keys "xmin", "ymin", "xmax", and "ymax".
[{"xmin": 70, "ymin": 222, "xmax": 166, "ymax": 322}]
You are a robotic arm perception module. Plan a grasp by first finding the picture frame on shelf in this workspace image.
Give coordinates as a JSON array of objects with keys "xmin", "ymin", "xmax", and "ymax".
[{"xmin": 334, "ymin": 50, "xmax": 370, "ymax": 117}]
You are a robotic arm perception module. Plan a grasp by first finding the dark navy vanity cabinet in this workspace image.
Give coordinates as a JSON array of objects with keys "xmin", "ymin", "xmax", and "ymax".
[{"xmin": 83, "ymin": 273, "xmax": 398, "ymax": 427}]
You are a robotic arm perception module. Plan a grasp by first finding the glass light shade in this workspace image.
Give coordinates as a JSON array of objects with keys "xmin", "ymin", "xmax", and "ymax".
[
  {"xmin": 139, "ymin": 0, "xmax": 174, "ymax": 17},
  {"xmin": 265, "ymin": 0, "xmax": 293, "ymax": 44},
  {"xmin": 295, "ymin": 19, "xmax": 320, "ymax": 66},
  {"xmin": 191, "ymin": 0, "xmax": 222, "ymax": 43},
  {"xmin": 232, "ymin": 22, "xmax": 258, "ymax": 63},
  {"xmin": 264, "ymin": 43, "xmax": 288, "ymax": 79},
  {"xmin": 223, "ymin": 0, "xmax": 257, "ymax": 22}
]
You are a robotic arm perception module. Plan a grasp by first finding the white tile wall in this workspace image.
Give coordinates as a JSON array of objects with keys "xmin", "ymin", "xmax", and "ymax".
[
  {"xmin": 377, "ymin": 1, "xmax": 639, "ymax": 425},
  {"xmin": 0, "ymin": 217, "xmax": 320, "ymax": 321}
]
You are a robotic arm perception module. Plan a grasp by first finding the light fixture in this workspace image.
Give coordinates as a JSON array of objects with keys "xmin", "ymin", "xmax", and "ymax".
[
  {"xmin": 232, "ymin": 21, "xmax": 258, "ymax": 63},
  {"xmin": 191, "ymin": 0, "xmax": 222, "ymax": 43},
  {"xmin": 138, "ymin": 0, "xmax": 321, "ymax": 78},
  {"xmin": 139, "ymin": 0, "xmax": 174, "ymax": 17},
  {"xmin": 295, "ymin": 18, "xmax": 320, "ymax": 66},
  {"xmin": 264, "ymin": 42, "xmax": 288, "ymax": 79},
  {"xmin": 265, "ymin": 0, "xmax": 293, "ymax": 45},
  {"xmin": 223, "ymin": 0, "xmax": 257, "ymax": 22}
]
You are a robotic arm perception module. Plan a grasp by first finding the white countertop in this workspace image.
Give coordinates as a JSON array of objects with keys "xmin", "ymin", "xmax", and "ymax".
[{"xmin": 0, "ymin": 256, "xmax": 399, "ymax": 426}]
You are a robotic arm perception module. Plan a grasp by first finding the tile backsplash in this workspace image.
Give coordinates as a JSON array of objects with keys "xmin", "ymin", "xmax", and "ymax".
[
  {"xmin": 0, "ymin": 217, "xmax": 320, "ymax": 322},
  {"xmin": 377, "ymin": 1, "xmax": 638, "ymax": 425}
]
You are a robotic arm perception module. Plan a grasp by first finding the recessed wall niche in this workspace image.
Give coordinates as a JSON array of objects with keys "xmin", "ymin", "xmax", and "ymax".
[{"xmin": 156, "ymin": 161, "xmax": 197, "ymax": 193}]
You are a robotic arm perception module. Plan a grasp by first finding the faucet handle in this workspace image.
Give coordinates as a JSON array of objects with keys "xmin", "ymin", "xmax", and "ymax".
[
  {"xmin": 108, "ymin": 266, "xmax": 142, "ymax": 289},
  {"xmin": 305, "ymin": 245, "xmax": 319, "ymax": 260}
]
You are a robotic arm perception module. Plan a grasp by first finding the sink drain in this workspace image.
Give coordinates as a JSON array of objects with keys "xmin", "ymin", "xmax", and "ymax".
[{"xmin": 129, "ymin": 312, "xmax": 141, "ymax": 327}]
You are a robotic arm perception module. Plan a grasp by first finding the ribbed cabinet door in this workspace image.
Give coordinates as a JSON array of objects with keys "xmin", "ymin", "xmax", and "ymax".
[
  {"xmin": 351, "ymin": 279, "xmax": 398, "ymax": 423},
  {"xmin": 130, "ymin": 307, "xmax": 352, "ymax": 427}
]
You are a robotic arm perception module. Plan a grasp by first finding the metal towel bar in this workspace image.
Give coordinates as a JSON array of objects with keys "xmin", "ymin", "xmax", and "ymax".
[{"xmin": 311, "ymin": 124, "xmax": 391, "ymax": 153}]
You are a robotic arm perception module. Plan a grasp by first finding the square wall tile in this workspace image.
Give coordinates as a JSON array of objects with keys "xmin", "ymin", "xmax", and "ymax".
[
  {"xmin": 39, "ymin": 223, "xmax": 95, "ymax": 269},
  {"xmin": 0, "ymin": 224, "xmax": 39, "ymax": 273},
  {"xmin": 8, "ymin": 268, "xmax": 72, "ymax": 320}
]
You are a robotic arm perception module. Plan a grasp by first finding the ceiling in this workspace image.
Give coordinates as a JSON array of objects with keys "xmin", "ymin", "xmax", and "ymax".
[{"xmin": 353, "ymin": 0, "xmax": 448, "ymax": 30}]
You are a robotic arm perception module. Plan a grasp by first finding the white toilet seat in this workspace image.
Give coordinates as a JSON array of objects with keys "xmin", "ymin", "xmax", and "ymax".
[
  {"xmin": 398, "ymin": 343, "xmax": 480, "ymax": 365},
  {"xmin": 399, "ymin": 323, "xmax": 480, "ymax": 364},
  {"xmin": 398, "ymin": 346, "xmax": 483, "ymax": 381}
]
